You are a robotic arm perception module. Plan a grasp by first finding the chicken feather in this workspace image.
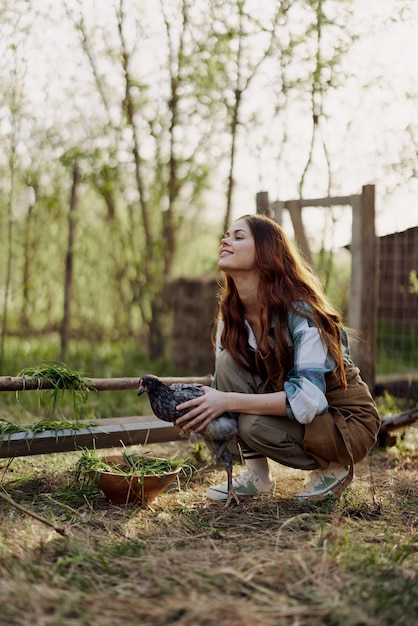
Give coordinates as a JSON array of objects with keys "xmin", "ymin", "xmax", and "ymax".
[{"xmin": 137, "ymin": 374, "xmax": 240, "ymax": 505}]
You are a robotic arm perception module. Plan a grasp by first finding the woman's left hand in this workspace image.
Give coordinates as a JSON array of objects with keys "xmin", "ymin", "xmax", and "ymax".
[{"xmin": 175, "ymin": 386, "xmax": 227, "ymax": 433}]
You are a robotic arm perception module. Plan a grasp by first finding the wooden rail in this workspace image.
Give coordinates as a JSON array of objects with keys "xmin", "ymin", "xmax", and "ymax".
[
  {"xmin": 0, "ymin": 375, "xmax": 212, "ymax": 458},
  {"xmin": 0, "ymin": 374, "xmax": 212, "ymax": 392},
  {"xmin": 0, "ymin": 418, "xmax": 185, "ymax": 458},
  {"xmin": 2, "ymin": 373, "xmax": 416, "ymax": 457}
]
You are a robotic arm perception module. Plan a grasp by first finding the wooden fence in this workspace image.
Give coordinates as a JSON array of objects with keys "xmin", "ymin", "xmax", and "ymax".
[
  {"xmin": 256, "ymin": 185, "xmax": 378, "ymax": 391},
  {"xmin": 0, "ymin": 375, "xmax": 211, "ymax": 458},
  {"xmin": 1, "ymin": 188, "xmax": 416, "ymax": 459},
  {"xmin": 1, "ymin": 373, "xmax": 417, "ymax": 458},
  {"xmin": 378, "ymin": 226, "xmax": 418, "ymax": 327}
]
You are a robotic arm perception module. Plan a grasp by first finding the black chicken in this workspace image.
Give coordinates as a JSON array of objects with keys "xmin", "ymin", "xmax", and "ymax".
[{"xmin": 137, "ymin": 374, "xmax": 240, "ymax": 505}]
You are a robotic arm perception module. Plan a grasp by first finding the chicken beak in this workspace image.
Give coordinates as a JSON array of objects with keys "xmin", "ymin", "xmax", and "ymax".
[{"xmin": 137, "ymin": 380, "xmax": 145, "ymax": 396}]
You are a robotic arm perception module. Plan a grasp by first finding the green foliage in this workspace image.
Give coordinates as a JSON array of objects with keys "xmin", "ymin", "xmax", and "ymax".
[
  {"xmin": 315, "ymin": 247, "xmax": 351, "ymax": 319},
  {"xmin": 409, "ymin": 269, "xmax": 418, "ymax": 294},
  {"xmin": 0, "ymin": 0, "xmax": 366, "ymax": 361},
  {"xmin": 0, "ymin": 336, "xmax": 175, "ymax": 423},
  {"xmin": 375, "ymin": 391, "xmax": 404, "ymax": 417},
  {"xmin": 377, "ymin": 321, "xmax": 418, "ymax": 375},
  {"xmin": 173, "ymin": 219, "xmax": 219, "ymax": 277}
]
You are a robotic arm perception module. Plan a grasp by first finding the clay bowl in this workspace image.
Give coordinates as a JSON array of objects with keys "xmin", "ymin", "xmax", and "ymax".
[{"xmin": 89, "ymin": 454, "xmax": 181, "ymax": 505}]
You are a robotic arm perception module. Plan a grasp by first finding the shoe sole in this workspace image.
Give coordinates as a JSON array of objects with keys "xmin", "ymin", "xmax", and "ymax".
[{"xmin": 296, "ymin": 473, "xmax": 354, "ymax": 502}]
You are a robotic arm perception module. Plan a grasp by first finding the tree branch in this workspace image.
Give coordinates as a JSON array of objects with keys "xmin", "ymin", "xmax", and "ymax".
[{"xmin": 0, "ymin": 489, "xmax": 67, "ymax": 536}]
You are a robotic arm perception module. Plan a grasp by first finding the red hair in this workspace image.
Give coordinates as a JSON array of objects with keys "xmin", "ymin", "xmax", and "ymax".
[{"xmin": 215, "ymin": 214, "xmax": 347, "ymax": 389}]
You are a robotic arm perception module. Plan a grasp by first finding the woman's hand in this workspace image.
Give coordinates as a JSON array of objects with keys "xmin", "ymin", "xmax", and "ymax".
[{"xmin": 176, "ymin": 386, "xmax": 227, "ymax": 433}]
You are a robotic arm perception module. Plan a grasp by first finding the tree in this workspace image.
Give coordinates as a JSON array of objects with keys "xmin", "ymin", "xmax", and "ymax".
[
  {"xmin": 60, "ymin": 162, "xmax": 80, "ymax": 362},
  {"xmin": 0, "ymin": 7, "xmax": 29, "ymax": 372}
]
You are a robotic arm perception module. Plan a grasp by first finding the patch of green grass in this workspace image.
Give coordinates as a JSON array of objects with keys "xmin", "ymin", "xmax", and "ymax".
[
  {"xmin": 344, "ymin": 537, "xmax": 418, "ymax": 624},
  {"xmin": 0, "ymin": 438, "xmax": 417, "ymax": 625},
  {"xmin": 0, "ymin": 336, "xmax": 175, "ymax": 423},
  {"xmin": 2, "ymin": 334, "xmax": 172, "ymax": 379},
  {"xmin": 377, "ymin": 322, "xmax": 418, "ymax": 376},
  {"xmin": 375, "ymin": 391, "xmax": 406, "ymax": 417}
]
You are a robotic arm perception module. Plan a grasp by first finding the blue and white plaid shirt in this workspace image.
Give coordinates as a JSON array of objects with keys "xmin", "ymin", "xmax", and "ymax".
[{"xmin": 216, "ymin": 303, "xmax": 352, "ymax": 425}]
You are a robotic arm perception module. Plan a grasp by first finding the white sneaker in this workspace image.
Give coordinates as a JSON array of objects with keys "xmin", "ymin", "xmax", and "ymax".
[
  {"xmin": 296, "ymin": 465, "xmax": 353, "ymax": 501},
  {"xmin": 206, "ymin": 469, "xmax": 276, "ymax": 502}
]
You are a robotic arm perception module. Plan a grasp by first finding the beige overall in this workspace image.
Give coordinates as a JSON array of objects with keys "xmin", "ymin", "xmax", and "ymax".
[{"xmin": 215, "ymin": 349, "xmax": 381, "ymax": 475}]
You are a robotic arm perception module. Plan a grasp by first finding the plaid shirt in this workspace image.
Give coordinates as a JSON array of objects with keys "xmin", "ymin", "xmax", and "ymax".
[{"xmin": 216, "ymin": 303, "xmax": 352, "ymax": 425}]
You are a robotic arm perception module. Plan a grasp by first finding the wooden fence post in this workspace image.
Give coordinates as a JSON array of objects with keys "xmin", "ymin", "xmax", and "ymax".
[
  {"xmin": 257, "ymin": 186, "xmax": 378, "ymax": 392},
  {"xmin": 256, "ymin": 191, "xmax": 271, "ymax": 216},
  {"xmin": 286, "ymin": 200, "xmax": 313, "ymax": 266},
  {"xmin": 348, "ymin": 184, "xmax": 378, "ymax": 390},
  {"xmin": 272, "ymin": 200, "xmax": 285, "ymax": 224}
]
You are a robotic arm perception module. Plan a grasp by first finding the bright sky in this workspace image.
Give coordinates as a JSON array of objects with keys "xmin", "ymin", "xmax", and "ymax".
[
  {"xmin": 230, "ymin": 0, "xmax": 418, "ymax": 244},
  {"xmin": 6, "ymin": 0, "xmax": 418, "ymax": 247}
]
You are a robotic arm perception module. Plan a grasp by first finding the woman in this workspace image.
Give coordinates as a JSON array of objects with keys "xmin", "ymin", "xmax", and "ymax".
[{"xmin": 176, "ymin": 214, "xmax": 380, "ymax": 502}]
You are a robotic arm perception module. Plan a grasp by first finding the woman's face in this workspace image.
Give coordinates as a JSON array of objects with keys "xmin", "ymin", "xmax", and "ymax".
[{"xmin": 218, "ymin": 218, "xmax": 256, "ymax": 273}]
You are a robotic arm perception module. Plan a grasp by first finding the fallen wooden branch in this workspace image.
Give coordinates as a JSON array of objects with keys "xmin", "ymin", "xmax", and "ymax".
[
  {"xmin": 380, "ymin": 405, "xmax": 418, "ymax": 432},
  {"xmin": 0, "ymin": 489, "xmax": 67, "ymax": 536}
]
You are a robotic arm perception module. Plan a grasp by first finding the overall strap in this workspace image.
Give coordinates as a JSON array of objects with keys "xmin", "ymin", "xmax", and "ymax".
[{"xmin": 330, "ymin": 406, "xmax": 355, "ymax": 482}]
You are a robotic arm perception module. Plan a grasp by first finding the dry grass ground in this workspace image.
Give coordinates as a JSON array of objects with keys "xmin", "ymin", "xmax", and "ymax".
[{"xmin": 0, "ymin": 428, "xmax": 417, "ymax": 626}]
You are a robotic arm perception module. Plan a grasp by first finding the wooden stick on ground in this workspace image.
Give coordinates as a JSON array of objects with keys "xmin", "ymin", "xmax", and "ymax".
[
  {"xmin": 0, "ymin": 489, "xmax": 67, "ymax": 536},
  {"xmin": 380, "ymin": 405, "xmax": 418, "ymax": 432}
]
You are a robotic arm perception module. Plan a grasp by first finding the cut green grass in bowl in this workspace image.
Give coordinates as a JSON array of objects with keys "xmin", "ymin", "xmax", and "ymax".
[
  {"xmin": 74, "ymin": 448, "xmax": 192, "ymax": 505},
  {"xmin": 74, "ymin": 448, "xmax": 189, "ymax": 477}
]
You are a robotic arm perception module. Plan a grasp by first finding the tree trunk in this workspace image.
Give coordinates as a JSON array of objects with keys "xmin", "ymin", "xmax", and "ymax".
[
  {"xmin": 21, "ymin": 199, "xmax": 35, "ymax": 328},
  {"xmin": 0, "ymin": 116, "xmax": 17, "ymax": 374},
  {"xmin": 60, "ymin": 162, "xmax": 80, "ymax": 362}
]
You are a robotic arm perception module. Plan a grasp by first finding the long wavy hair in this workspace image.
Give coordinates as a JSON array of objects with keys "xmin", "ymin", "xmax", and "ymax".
[{"xmin": 215, "ymin": 214, "xmax": 347, "ymax": 389}]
